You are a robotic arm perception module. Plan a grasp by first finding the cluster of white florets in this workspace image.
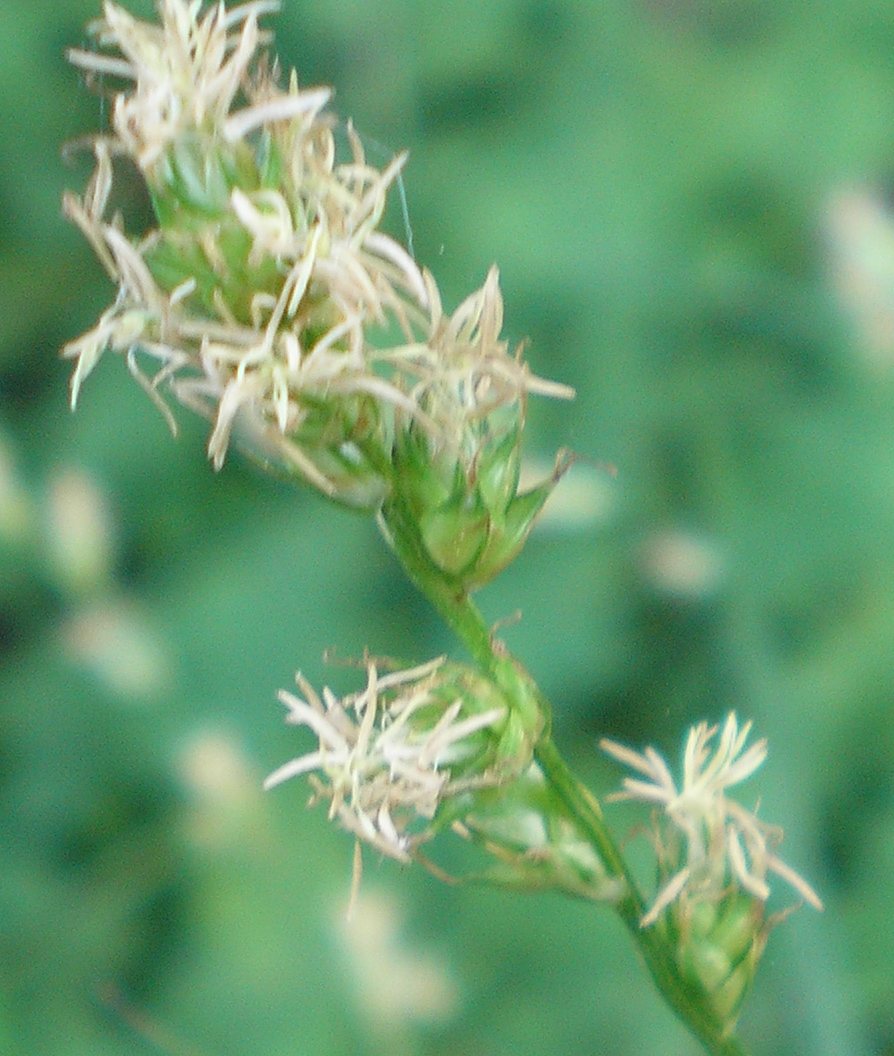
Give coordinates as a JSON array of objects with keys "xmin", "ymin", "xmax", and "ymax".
[
  {"xmin": 264, "ymin": 658, "xmax": 506, "ymax": 862},
  {"xmin": 601, "ymin": 713, "xmax": 823, "ymax": 926},
  {"xmin": 64, "ymin": 0, "xmax": 572, "ymax": 503}
]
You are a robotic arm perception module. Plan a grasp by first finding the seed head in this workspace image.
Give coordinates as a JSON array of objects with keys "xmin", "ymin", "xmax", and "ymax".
[
  {"xmin": 64, "ymin": 0, "xmax": 573, "ymax": 509},
  {"xmin": 264, "ymin": 657, "xmax": 507, "ymax": 862},
  {"xmin": 601, "ymin": 713, "xmax": 823, "ymax": 926}
]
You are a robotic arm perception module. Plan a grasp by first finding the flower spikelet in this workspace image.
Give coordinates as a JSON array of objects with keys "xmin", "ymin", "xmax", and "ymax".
[
  {"xmin": 381, "ymin": 270, "xmax": 576, "ymax": 588},
  {"xmin": 390, "ymin": 266, "xmax": 574, "ymax": 456},
  {"xmin": 64, "ymin": 0, "xmax": 574, "ymax": 511},
  {"xmin": 264, "ymin": 657, "xmax": 507, "ymax": 862},
  {"xmin": 600, "ymin": 713, "xmax": 823, "ymax": 927},
  {"xmin": 64, "ymin": 0, "xmax": 428, "ymax": 503}
]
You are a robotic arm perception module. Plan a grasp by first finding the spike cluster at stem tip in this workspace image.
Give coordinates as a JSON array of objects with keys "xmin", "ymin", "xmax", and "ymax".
[{"xmin": 63, "ymin": 0, "xmax": 573, "ymax": 507}]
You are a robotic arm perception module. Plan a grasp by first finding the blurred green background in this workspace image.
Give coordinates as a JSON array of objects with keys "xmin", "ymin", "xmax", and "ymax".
[{"xmin": 2, "ymin": 1, "xmax": 893, "ymax": 1053}]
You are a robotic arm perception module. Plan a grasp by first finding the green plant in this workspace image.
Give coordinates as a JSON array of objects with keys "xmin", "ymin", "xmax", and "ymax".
[{"xmin": 62, "ymin": 3, "xmax": 823, "ymax": 1053}]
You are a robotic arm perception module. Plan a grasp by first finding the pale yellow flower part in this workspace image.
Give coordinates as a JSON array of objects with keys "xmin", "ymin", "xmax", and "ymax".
[
  {"xmin": 600, "ymin": 713, "xmax": 823, "ymax": 926},
  {"xmin": 386, "ymin": 266, "xmax": 575, "ymax": 454},
  {"xmin": 68, "ymin": 0, "xmax": 286, "ymax": 168},
  {"xmin": 264, "ymin": 658, "xmax": 505, "ymax": 862},
  {"xmin": 62, "ymin": 141, "xmax": 173, "ymax": 417}
]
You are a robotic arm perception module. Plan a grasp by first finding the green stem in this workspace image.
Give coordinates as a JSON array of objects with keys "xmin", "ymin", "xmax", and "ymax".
[
  {"xmin": 379, "ymin": 497, "xmax": 752, "ymax": 1056},
  {"xmin": 534, "ymin": 738, "xmax": 750, "ymax": 1056}
]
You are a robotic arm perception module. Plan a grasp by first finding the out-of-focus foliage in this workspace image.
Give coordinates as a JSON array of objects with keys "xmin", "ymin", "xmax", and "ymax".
[{"xmin": 2, "ymin": 1, "xmax": 893, "ymax": 1054}]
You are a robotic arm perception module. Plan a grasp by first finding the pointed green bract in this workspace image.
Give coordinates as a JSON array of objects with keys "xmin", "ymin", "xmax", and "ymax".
[{"xmin": 676, "ymin": 895, "xmax": 766, "ymax": 1032}]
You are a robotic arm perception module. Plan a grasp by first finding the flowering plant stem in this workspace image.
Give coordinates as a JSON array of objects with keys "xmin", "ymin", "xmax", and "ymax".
[
  {"xmin": 380, "ymin": 496, "xmax": 752, "ymax": 1056},
  {"xmin": 62, "ymin": 5, "xmax": 820, "ymax": 1047}
]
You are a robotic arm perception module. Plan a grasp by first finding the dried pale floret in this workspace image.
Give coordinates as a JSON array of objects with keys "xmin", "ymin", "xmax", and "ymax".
[{"xmin": 601, "ymin": 714, "xmax": 823, "ymax": 926}]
